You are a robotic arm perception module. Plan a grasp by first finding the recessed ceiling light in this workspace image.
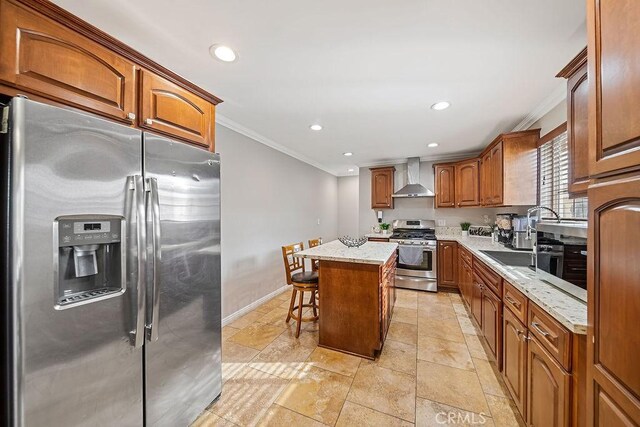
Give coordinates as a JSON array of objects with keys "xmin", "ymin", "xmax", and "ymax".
[
  {"xmin": 427, "ymin": 143, "xmax": 439, "ymax": 148},
  {"xmin": 209, "ymin": 44, "xmax": 238, "ymax": 62},
  {"xmin": 431, "ymin": 101, "xmax": 451, "ymax": 111},
  {"xmin": 343, "ymin": 152, "xmax": 353, "ymax": 157},
  {"xmin": 348, "ymin": 168, "xmax": 355, "ymax": 172},
  {"xmin": 310, "ymin": 124, "xmax": 323, "ymax": 131}
]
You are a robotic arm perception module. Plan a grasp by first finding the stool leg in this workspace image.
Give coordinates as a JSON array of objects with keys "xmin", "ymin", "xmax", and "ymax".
[
  {"xmin": 296, "ymin": 289, "xmax": 304, "ymax": 338},
  {"xmin": 312, "ymin": 290, "xmax": 318, "ymax": 318},
  {"xmin": 286, "ymin": 288, "xmax": 297, "ymax": 323}
]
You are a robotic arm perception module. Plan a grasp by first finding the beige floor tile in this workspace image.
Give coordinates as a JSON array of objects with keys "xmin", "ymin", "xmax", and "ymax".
[
  {"xmin": 452, "ymin": 302, "xmax": 468, "ymax": 316},
  {"xmin": 376, "ymin": 339, "xmax": 418, "ymax": 376},
  {"xmin": 222, "ymin": 326, "xmax": 241, "ymax": 342},
  {"xmin": 336, "ymin": 401, "xmax": 413, "ymax": 427},
  {"xmin": 387, "ymin": 321, "xmax": 418, "ymax": 347},
  {"xmin": 209, "ymin": 366, "xmax": 289, "ymax": 426},
  {"xmin": 395, "ymin": 298, "xmax": 419, "ymax": 310},
  {"xmin": 347, "ymin": 363, "xmax": 416, "ymax": 422},
  {"xmin": 418, "ymin": 292, "xmax": 452, "ymax": 306},
  {"xmin": 485, "ymin": 394, "xmax": 525, "ymax": 427},
  {"xmin": 457, "ymin": 316, "xmax": 481, "ymax": 336},
  {"xmin": 275, "ymin": 366, "xmax": 352, "ymax": 425},
  {"xmin": 416, "ymin": 360, "xmax": 489, "ymax": 414},
  {"xmin": 397, "ymin": 289, "xmax": 419, "ymax": 298},
  {"xmin": 464, "ymin": 334, "xmax": 490, "ymax": 361},
  {"xmin": 473, "ymin": 358, "xmax": 508, "ymax": 397},
  {"xmin": 249, "ymin": 334, "xmax": 317, "ymax": 379},
  {"xmin": 417, "ymin": 302, "xmax": 457, "ymax": 320},
  {"xmin": 258, "ymin": 307, "xmax": 290, "ymax": 327},
  {"xmin": 416, "ymin": 335, "xmax": 474, "ymax": 371},
  {"xmin": 417, "ymin": 316, "xmax": 465, "ymax": 343},
  {"xmin": 415, "ymin": 398, "xmax": 494, "ymax": 427},
  {"xmin": 393, "ymin": 307, "xmax": 419, "ymax": 325},
  {"xmin": 228, "ymin": 323, "xmax": 286, "ymax": 351},
  {"xmin": 256, "ymin": 404, "xmax": 327, "ymax": 427},
  {"xmin": 221, "ymin": 341, "xmax": 260, "ymax": 384},
  {"xmin": 307, "ymin": 347, "xmax": 361, "ymax": 377},
  {"xmin": 229, "ymin": 310, "xmax": 267, "ymax": 329},
  {"xmin": 191, "ymin": 410, "xmax": 237, "ymax": 426}
]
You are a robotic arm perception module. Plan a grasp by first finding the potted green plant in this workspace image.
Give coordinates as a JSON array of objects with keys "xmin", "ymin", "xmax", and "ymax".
[
  {"xmin": 380, "ymin": 223, "xmax": 391, "ymax": 234},
  {"xmin": 460, "ymin": 222, "xmax": 471, "ymax": 237}
]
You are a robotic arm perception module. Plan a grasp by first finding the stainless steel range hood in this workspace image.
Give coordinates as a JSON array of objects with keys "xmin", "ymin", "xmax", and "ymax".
[{"xmin": 392, "ymin": 157, "xmax": 435, "ymax": 198}]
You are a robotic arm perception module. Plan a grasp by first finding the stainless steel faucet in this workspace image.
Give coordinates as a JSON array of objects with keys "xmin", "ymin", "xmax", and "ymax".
[{"xmin": 525, "ymin": 206, "xmax": 561, "ymax": 240}]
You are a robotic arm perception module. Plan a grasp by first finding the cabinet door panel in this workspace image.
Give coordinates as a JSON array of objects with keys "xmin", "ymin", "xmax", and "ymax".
[
  {"xmin": 437, "ymin": 241, "xmax": 457, "ymax": 287},
  {"xmin": 567, "ymin": 63, "xmax": 589, "ymax": 195},
  {"xmin": 481, "ymin": 151, "xmax": 492, "ymax": 206},
  {"xmin": 435, "ymin": 165, "xmax": 456, "ymax": 208},
  {"xmin": 588, "ymin": 173, "xmax": 640, "ymax": 425},
  {"xmin": 455, "ymin": 159, "xmax": 480, "ymax": 207},
  {"xmin": 471, "ymin": 274, "xmax": 483, "ymax": 326},
  {"xmin": 503, "ymin": 309, "xmax": 527, "ymax": 416},
  {"xmin": 589, "ymin": 0, "xmax": 640, "ymax": 176},
  {"xmin": 139, "ymin": 70, "xmax": 214, "ymax": 149},
  {"xmin": 527, "ymin": 336, "xmax": 571, "ymax": 427},
  {"xmin": 481, "ymin": 288, "xmax": 501, "ymax": 366},
  {"xmin": 370, "ymin": 167, "xmax": 394, "ymax": 209},
  {"xmin": 0, "ymin": 0, "xmax": 136, "ymax": 122},
  {"xmin": 491, "ymin": 143, "xmax": 503, "ymax": 205}
]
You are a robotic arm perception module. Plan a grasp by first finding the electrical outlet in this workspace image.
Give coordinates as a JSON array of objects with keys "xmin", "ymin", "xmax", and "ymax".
[
  {"xmin": 317, "ymin": 218, "xmax": 321, "ymax": 225},
  {"xmin": 436, "ymin": 219, "xmax": 446, "ymax": 227}
]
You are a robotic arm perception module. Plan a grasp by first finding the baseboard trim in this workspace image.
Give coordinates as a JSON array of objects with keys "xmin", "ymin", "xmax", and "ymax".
[{"xmin": 222, "ymin": 285, "xmax": 289, "ymax": 327}]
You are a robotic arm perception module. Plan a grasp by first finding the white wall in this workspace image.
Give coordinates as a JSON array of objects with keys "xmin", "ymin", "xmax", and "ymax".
[
  {"xmin": 357, "ymin": 161, "xmax": 529, "ymax": 235},
  {"xmin": 217, "ymin": 126, "xmax": 338, "ymax": 318},
  {"xmin": 337, "ymin": 176, "xmax": 359, "ymax": 237},
  {"xmin": 530, "ymin": 100, "xmax": 566, "ymax": 136}
]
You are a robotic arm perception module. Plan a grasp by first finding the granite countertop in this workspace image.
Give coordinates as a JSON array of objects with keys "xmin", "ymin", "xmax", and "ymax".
[
  {"xmin": 364, "ymin": 232, "xmax": 393, "ymax": 238},
  {"xmin": 295, "ymin": 239, "xmax": 398, "ymax": 265},
  {"xmin": 436, "ymin": 235, "xmax": 588, "ymax": 335}
]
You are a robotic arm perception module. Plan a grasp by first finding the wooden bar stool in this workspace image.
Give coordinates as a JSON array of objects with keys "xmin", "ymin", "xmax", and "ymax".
[
  {"xmin": 281, "ymin": 242, "xmax": 319, "ymax": 338},
  {"xmin": 307, "ymin": 238, "xmax": 322, "ymax": 304}
]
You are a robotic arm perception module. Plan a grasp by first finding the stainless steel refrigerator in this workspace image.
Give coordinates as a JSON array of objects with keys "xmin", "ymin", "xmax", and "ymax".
[{"xmin": 1, "ymin": 97, "xmax": 222, "ymax": 426}]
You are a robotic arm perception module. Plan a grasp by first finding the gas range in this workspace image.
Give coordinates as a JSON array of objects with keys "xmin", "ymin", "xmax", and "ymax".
[{"xmin": 389, "ymin": 219, "xmax": 437, "ymax": 246}]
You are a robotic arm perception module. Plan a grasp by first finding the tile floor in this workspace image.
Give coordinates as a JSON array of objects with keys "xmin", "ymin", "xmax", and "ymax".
[{"xmin": 195, "ymin": 289, "xmax": 525, "ymax": 426}]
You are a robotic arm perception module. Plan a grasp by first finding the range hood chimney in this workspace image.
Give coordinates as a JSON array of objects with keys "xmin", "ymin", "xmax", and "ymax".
[{"xmin": 392, "ymin": 157, "xmax": 435, "ymax": 198}]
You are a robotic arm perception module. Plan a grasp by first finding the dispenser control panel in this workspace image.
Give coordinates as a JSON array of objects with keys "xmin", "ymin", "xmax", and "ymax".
[{"xmin": 58, "ymin": 217, "xmax": 122, "ymax": 247}]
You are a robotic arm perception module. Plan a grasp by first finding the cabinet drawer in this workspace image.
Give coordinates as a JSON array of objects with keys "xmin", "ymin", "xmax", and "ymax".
[
  {"xmin": 368, "ymin": 237, "xmax": 390, "ymax": 242},
  {"xmin": 473, "ymin": 258, "xmax": 503, "ymax": 296},
  {"xmin": 503, "ymin": 281, "xmax": 528, "ymax": 324},
  {"xmin": 139, "ymin": 69, "xmax": 215, "ymax": 150},
  {"xmin": 0, "ymin": 0, "xmax": 136, "ymax": 123},
  {"xmin": 528, "ymin": 303, "xmax": 572, "ymax": 370},
  {"xmin": 459, "ymin": 245, "xmax": 473, "ymax": 266}
]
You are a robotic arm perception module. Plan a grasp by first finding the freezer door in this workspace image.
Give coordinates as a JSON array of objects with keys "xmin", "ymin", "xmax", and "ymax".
[
  {"xmin": 6, "ymin": 98, "xmax": 145, "ymax": 426},
  {"xmin": 143, "ymin": 134, "xmax": 221, "ymax": 426}
]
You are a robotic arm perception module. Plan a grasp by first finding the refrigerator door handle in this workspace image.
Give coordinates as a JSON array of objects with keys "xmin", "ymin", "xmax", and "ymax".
[
  {"xmin": 146, "ymin": 177, "xmax": 161, "ymax": 342},
  {"xmin": 128, "ymin": 175, "xmax": 147, "ymax": 348}
]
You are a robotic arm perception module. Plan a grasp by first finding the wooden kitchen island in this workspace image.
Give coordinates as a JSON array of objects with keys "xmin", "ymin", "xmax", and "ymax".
[{"xmin": 295, "ymin": 240, "xmax": 398, "ymax": 359}]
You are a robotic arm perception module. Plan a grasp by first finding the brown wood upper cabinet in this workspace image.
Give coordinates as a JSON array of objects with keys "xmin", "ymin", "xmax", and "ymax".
[
  {"xmin": 557, "ymin": 48, "xmax": 589, "ymax": 196},
  {"xmin": 370, "ymin": 166, "xmax": 395, "ymax": 209},
  {"xmin": 0, "ymin": 0, "xmax": 136, "ymax": 123},
  {"xmin": 455, "ymin": 159, "xmax": 480, "ymax": 207},
  {"xmin": 588, "ymin": 0, "xmax": 640, "ymax": 177},
  {"xmin": 434, "ymin": 164, "xmax": 456, "ymax": 208},
  {"xmin": 139, "ymin": 70, "xmax": 215, "ymax": 150},
  {"xmin": 437, "ymin": 241, "xmax": 457, "ymax": 288},
  {"xmin": 480, "ymin": 130, "xmax": 539, "ymax": 207}
]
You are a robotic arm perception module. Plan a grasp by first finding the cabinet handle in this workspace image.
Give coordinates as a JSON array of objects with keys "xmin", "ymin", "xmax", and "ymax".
[
  {"xmin": 145, "ymin": 118, "xmax": 153, "ymax": 125},
  {"xmin": 531, "ymin": 321, "xmax": 549, "ymax": 337},
  {"xmin": 505, "ymin": 295, "xmax": 521, "ymax": 309},
  {"xmin": 127, "ymin": 112, "xmax": 136, "ymax": 120}
]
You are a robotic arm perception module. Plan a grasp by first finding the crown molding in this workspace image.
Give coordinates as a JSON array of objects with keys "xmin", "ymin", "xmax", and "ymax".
[
  {"xmin": 216, "ymin": 114, "xmax": 338, "ymax": 176},
  {"xmin": 357, "ymin": 150, "xmax": 482, "ymax": 169},
  {"xmin": 511, "ymin": 83, "xmax": 567, "ymax": 132}
]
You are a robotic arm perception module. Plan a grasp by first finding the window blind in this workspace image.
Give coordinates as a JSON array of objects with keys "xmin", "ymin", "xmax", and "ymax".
[{"xmin": 538, "ymin": 131, "xmax": 588, "ymax": 219}]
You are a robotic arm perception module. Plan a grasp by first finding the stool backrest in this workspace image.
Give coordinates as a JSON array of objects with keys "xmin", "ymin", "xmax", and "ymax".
[
  {"xmin": 308, "ymin": 238, "xmax": 322, "ymax": 248},
  {"xmin": 281, "ymin": 242, "xmax": 305, "ymax": 285}
]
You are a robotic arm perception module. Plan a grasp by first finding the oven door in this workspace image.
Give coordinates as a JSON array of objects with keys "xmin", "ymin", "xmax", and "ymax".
[{"xmin": 396, "ymin": 243, "xmax": 437, "ymax": 279}]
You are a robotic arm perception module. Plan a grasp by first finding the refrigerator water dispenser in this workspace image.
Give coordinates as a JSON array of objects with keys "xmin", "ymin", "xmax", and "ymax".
[{"xmin": 54, "ymin": 215, "xmax": 126, "ymax": 309}]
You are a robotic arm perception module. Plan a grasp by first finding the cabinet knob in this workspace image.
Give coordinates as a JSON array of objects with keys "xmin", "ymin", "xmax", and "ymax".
[
  {"xmin": 145, "ymin": 118, "xmax": 153, "ymax": 125},
  {"xmin": 127, "ymin": 112, "xmax": 136, "ymax": 120}
]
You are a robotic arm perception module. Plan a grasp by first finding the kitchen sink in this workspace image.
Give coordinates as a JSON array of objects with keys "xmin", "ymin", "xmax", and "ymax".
[{"xmin": 479, "ymin": 250, "xmax": 533, "ymax": 267}]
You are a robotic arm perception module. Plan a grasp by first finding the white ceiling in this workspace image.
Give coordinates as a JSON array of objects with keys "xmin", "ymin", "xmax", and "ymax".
[{"xmin": 54, "ymin": 0, "xmax": 586, "ymax": 176}]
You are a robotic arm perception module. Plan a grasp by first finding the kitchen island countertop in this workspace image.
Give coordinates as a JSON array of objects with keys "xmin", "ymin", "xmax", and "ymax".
[{"xmin": 295, "ymin": 239, "xmax": 397, "ymax": 265}]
